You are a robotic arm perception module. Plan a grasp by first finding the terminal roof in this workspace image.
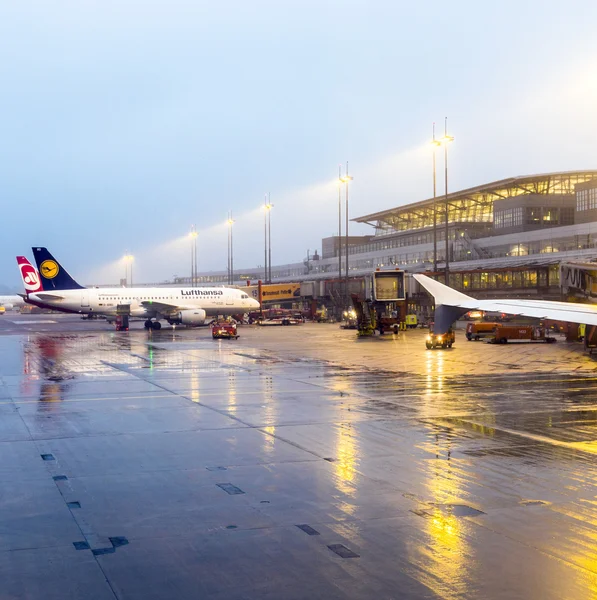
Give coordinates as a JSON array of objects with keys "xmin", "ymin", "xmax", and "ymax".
[{"xmin": 354, "ymin": 171, "xmax": 597, "ymax": 231}]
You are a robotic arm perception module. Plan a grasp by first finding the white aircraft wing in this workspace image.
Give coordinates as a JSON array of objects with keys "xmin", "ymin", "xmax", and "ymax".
[
  {"xmin": 140, "ymin": 300, "xmax": 183, "ymax": 314},
  {"xmin": 414, "ymin": 274, "xmax": 597, "ymax": 327}
]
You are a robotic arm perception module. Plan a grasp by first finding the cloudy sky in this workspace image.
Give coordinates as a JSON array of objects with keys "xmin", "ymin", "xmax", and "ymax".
[{"xmin": 1, "ymin": 0, "xmax": 597, "ymax": 289}]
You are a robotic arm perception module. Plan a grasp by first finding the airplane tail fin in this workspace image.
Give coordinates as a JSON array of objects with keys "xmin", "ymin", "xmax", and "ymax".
[
  {"xmin": 32, "ymin": 247, "xmax": 85, "ymax": 290},
  {"xmin": 413, "ymin": 274, "xmax": 474, "ymax": 306},
  {"xmin": 16, "ymin": 256, "xmax": 43, "ymax": 295}
]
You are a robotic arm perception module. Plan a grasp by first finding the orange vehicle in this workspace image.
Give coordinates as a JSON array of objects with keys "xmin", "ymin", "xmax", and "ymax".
[
  {"xmin": 488, "ymin": 325, "xmax": 556, "ymax": 344},
  {"xmin": 465, "ymin": 322, "xmax": 501, "ymax": 341},
  {"xmin": 211, "ymin": 321, "xmax": 239, "ymax": 339}
]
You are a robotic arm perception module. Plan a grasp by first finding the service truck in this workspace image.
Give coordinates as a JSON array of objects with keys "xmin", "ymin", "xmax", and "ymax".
[
  {"xmin": 488, "ymin": 326, "xmax": 556, "ymax": 344},
  {"xmin": 466, "ymin": 322, "xmax": 501, "ymax": 341}
]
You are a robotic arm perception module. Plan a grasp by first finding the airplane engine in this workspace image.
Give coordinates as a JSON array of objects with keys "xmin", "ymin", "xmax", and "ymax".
[
  {"xmin": 171, "ymin": 309, "xmax": 207, "ymax": 326},
  {"xmin": 0, "ymin": 303, "xmax": 13, "ymax": 310}
]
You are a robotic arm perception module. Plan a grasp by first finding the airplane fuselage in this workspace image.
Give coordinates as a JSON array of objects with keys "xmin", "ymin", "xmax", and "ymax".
[{"xmin": 28, "ymin": 286, "xmax": 258, "ymax": 319}]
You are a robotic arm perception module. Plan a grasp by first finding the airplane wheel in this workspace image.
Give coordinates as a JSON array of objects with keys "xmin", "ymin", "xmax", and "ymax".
[
  {"xmin": 426, "ymin": 342, "xmax": 432, "ymax": 349},
  {"xmin": 144, "ymin": 320, "xmax": 152, "ymax": 329},
  {"xmin": 152, "ymin": 321, "xmax": 162, "ymax": 330}
]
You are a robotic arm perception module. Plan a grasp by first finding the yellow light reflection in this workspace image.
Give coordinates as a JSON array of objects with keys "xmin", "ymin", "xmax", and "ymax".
[
  {"xmin": 334, "ymin": 424, "xmax": 359, "ymax": 501},
  {"xmin": 190, "ymin": 372, "xmax": 200, "ymax": 404},
  {"xmin": 418, "ymin": 446, "xmax": 468, "ymax": 599},
  {"xmin": 227, "ymin": 374, "xmax": 237, "ymax": 416},
  {"xmin": 261, "ymin": 376, "xmax": 276, "ymax": 453}
]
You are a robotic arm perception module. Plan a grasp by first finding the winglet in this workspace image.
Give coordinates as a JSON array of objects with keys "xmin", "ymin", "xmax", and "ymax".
[{"xmin": 413, "ymin": 274, "xmax": 474, "ymax": 306}]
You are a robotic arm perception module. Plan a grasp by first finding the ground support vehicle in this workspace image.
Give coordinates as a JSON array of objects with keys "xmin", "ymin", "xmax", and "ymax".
[
  {"xmin": 0, "ymin": 307, "xmax": 5, "ymax": 316},
  {"xmin": 583, "ymin": 325, "xmax": 597, "ymax": 354},
  {"xmin": 258, "ymin": 316, "xmax": 303, "ymax": 326},
  {"xmin": 211, "ymin": 322, "xmax": 239, "ymax": 339},
  {"xmin": 405, "ymin": 314, "xmax": 418, "ymax": 328},
  {"xmin": 115, "ymin": 314, "xmax": 129, "ymax": 331},
  {"xmin": 466, "ymin": 322, "xmax": 501, "ymax": 341},
  {"xmin": 341, "ymin": 309, "xmax": 358, "ymax": 329},
  {"xmin": 426, "ymin": 325, "xmax": 455, "ymax": 349},
  {"xmin": 488, "ymin": 326, "xmax": 556, "ymax": 344}
]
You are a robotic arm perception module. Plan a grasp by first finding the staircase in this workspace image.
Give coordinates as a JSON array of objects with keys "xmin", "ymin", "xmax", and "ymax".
[{"xmin": 351, "ymin": 294, "xmax": 375, "ymax": 336}]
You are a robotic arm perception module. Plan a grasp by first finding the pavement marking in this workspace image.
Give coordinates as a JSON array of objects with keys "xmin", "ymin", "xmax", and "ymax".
[
  {"xmin": 8, "ymin": 320, "xmax": 58, "ymax": 324},
  {"xmin": 454, "ymin": 418, "xmax": 597, "ymax": 455},
  {"xmin": 1, "ymin": 393, "xmax": 178, "ymax": 405}
]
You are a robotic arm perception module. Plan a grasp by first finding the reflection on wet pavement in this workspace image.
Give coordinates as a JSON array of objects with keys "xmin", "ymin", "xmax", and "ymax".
[{"xmin": 1, "ymin": 322, "xmax": 597, "ymax": 598}]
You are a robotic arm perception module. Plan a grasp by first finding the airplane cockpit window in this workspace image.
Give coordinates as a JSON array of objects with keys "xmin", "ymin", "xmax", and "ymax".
[{"xmin": 241, "ymin": 294, "xmax": 249, "ymax": 299}]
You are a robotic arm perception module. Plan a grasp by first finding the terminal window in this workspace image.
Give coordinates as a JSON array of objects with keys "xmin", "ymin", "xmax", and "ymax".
[
  {"xmin": 494, "ymin": 207, "xmax": 523, "ymax": 228},
  {"xmin": 577, "ymin": 188, "xmax": 597, "ymax": 211}
]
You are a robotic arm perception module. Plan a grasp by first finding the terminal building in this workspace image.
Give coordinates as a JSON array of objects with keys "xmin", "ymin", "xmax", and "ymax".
[{"xmin": 183, "ymin": 170, "xmax": 597, "ymax": 301}]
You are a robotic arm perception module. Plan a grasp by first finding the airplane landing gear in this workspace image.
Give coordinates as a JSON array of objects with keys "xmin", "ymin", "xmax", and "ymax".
[
  {"xmin": 144, "ymin": 320, "xmax": 152, "ymax": 329},
  {"xmin": 151, "ymin": 321, "xmax": 162, "ymax": 330}
]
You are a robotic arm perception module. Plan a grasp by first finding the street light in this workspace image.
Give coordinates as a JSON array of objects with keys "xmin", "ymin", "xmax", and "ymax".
[
  {"xmin": 263, "ymin": 196, "xmax": 273, "ymax": 283},
  {"xmin": 337, "ymin": 165, "xmax": 342, "ymax": 282},
  {"xmin": 340, "ymin": 163, "xmax": 353, "ymax": 308},
  {"xmin": 123, "ymin": 253, "xmax": 134, "ymax": 286},
  {"xmin": 189, "ymin": 225, "xmax": 198, "ymax": 287},
  {"xmin": 438, "ymin": 118, "xmax": 454, "ymax": 283},
  {"xmin": 227, "ymin": 212, "xmax": 235, "ymax": 285},
  {"xmin": 431, "ymin": 123, "xmax": 441, "ymax": 273}
]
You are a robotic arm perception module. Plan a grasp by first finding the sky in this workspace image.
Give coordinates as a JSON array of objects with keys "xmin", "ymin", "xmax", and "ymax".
[{"xmin": 1, "ymin": 0, "xmax": 597, "ymax": 290}]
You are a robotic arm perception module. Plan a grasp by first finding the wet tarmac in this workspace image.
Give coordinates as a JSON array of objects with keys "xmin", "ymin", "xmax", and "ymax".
[{"xmin": 1, "ymin": 314, "xmax": 597, "ymax": 599}]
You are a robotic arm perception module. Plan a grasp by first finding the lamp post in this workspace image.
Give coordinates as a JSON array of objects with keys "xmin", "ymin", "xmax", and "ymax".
[
  {"xmin": 227, "ymin": 212, "xmax": 235, "ymax": 285},
  {"xmin": 440, "ymin": 118, "xmax": 454, "ymax": 283},
  {"xmin": 340, "ymin": 163, "xmax": 353, "ymax": 308},
  {"xmin": 268, "ymin": 198, "xmax": 272, "ymax": 283},
  {"xmin": 338, "ymin": 165, "xmax": 342, "ymax": 281},
  {"xmin": 431, "ymin": 124, "xmax": 441, "ymax": 273},
  {"xmin": 189, "ymin": 225, "xmax": 198, "ymax": 287},
  {"xmin": 123, "ymin": 253, "xmax": 134, "ymax": 286},
  {"xmin": 263, "ymin": 196, "xmax": 273, "ymax": 283}
]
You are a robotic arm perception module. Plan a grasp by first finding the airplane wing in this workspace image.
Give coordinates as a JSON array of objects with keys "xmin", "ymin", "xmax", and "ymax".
[
  {"xmin": 414, "ymin": 274, "xmax": 597, "ymax": 327},
  {"xmin": 140, "ymin": 300, "xmax": 184, "ymax": 314}
]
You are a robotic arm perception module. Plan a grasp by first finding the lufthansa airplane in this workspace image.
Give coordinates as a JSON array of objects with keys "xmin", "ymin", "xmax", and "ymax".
[
  {"xmin": 414, "ymin": 273, "xmax": 597, "ymax": 333},
  {"xmin": 24, "ymin": 247, "xmax": 260, "ymax": 329}
]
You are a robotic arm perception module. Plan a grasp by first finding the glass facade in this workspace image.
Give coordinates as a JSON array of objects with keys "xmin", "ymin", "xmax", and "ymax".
[{"xmin": 577, "ymin": 187, "xmax": 597, "ymax": 211}]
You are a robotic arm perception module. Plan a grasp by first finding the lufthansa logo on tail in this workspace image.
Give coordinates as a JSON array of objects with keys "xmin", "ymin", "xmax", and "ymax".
[{"xmin": 40, "ymin": 260, "xmax": 59, "ymax": 279}]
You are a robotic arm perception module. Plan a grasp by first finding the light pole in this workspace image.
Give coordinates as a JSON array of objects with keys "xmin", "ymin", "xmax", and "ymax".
[
  {"xmin": 338, "ymin": 165, "xmax": 342, "ymax": 281},
  {"xmin": 340, "ymin": 163, "xmax": 353, "ymax": 308},
  {"xmin": 440, "ymin": 118, "xmax": 454, "ymax": 283},
  {"xmin": 431, "ymin": 124, "xmax": 441, "ymax": 273},
  {"xmin": 189, "ymin": 225, "xmax": 198, "ymax": 287},
  {"xmin": 263, "ymin": 196, "xmax": 273, "ymax": 283},
  {"xmin": 268, "ymin": 196, "xmax": 272, "ymax": 283},
  {"xmin": 227, "ymin": 212, "xmax": 235, "ymax": 285},
  {"xmin": 124, "ymin": 253, "xmax": 134, "ymax": 286}
]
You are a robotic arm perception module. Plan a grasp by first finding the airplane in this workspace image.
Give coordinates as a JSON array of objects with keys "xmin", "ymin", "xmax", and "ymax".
[
  {"xmin": 0, "ymin": 295, "xmax": 25, "ymax": 310},
  {"xmin": 26, "ymin": 247, "xmax": 261, "ymax": 329},
  {"xmin": 414, "ymin": 273, "xmax": 597, "ymax": 334}
]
